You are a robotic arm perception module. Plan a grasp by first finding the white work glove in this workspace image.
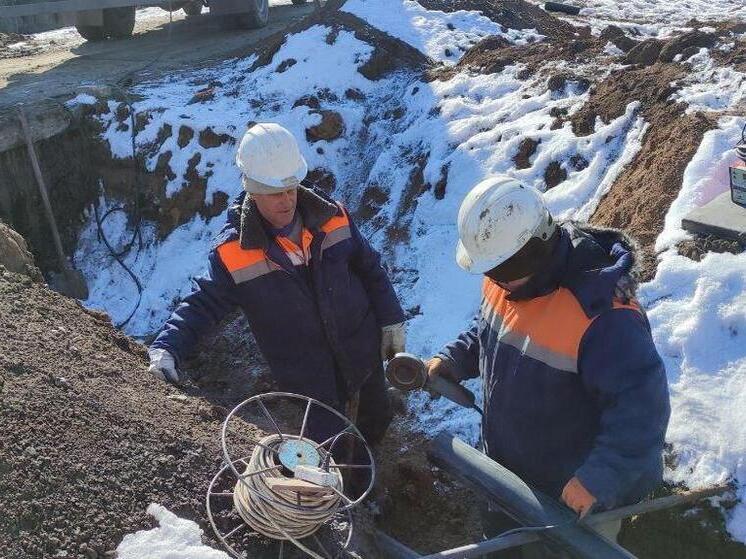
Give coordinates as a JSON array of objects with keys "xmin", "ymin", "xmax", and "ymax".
[
  {"xmin": 147, "ymin": 348, "xmax": 181, "ymax": 384},
  {"xmin": 381, "ymin": 321, "xmax": 406, "ymax": 361}
]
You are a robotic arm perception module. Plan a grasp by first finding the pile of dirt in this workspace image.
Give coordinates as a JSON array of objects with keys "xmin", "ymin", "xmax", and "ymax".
[
  {"xmin": 245, "ymin": 1, "xmax": 432, "ymax": 80},
  {"xmin": 0, "ymin": 247, "xmax": 480, "ymax": 558},
  {"xmin": 577, "ymin": 62, "xmax": 715, "ymax": 279},
  {"xmin": 0, "ymin": 264, "xmax": 232, "ymax": 558},
  {"xmin": 416, "ymin": 0, "xmax": 581, "ymax": 41}
]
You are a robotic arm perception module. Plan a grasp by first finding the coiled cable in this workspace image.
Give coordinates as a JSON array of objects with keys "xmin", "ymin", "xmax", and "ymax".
[{"xmin": 233, "ymin": 434, "xmax": 344, "ymax": 542}]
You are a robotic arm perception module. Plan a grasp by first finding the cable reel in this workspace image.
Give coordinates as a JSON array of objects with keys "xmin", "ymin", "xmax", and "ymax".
[{"xmin": 206, "ymin": 392, "xmax": 375, "ymax": 559}]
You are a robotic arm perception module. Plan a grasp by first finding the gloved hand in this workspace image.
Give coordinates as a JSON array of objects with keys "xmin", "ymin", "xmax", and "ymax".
[
  {"xmin": 380, "ymin": 321, "xmax": 406, "ymax": 361},
  {"xmin": 561, "ymin": 476, "xmax": 597, "ymax": 518},
  {"xmin": 147, "ymin": 348, "xmax": 181, "ymax": 384},
  {"xmin": 426, "ymin": 356, "xmax": 461, "ymax": 383}
]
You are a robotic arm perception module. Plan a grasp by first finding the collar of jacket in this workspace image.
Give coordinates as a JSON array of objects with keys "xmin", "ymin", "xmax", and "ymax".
[
  {"xmin": 506, "ymin": 223, "xmax": 639, "ymax": 318},
  {"xmin": 238, "ymin": 185, "xmax": 339, "ymax": 250}
]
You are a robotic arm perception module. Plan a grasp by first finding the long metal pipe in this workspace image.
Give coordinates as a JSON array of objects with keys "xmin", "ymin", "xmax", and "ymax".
[{"xmin": 427, "ymin": 434, "xmax": 636, "ymax": 559}]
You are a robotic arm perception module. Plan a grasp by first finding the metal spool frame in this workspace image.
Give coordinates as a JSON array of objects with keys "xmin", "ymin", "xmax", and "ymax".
[{"xmin": 206, "ymin": 392, "xmax": 375, "ymax": 559}]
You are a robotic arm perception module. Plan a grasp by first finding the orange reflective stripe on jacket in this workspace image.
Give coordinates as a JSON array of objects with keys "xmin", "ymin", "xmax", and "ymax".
[
  {"xmin": 321, "ymin": 206, "xmax": 351, "ymax": 252},
  {"xmin": 481, "ymin": 278, "xmax": 642, "ymax": 373},
  {"xmin": 217, "ymin": 240, "xmax": 276, "ymax": 283}
]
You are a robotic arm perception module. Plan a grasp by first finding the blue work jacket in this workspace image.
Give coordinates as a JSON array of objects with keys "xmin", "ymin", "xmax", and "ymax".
[
  {"xmin": 151, "ymin": 186, "xmax": 405, "ymax": 405},
  {"xmin": 439, "ymin": 224, "xmax": 671, "ymax": 510}
]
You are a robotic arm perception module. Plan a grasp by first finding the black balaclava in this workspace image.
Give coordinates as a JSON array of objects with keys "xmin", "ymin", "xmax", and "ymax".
[{"xmin": 484, "ymin": 221, "xmax": 560, "ymax": 283}]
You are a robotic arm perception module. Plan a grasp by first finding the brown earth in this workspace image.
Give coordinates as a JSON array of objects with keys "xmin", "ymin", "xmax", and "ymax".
[
  {"xmin": 577, "ymin": 63, "xmax": 716, "ymax": 280},
  {"xmin": 416, "ymin": 0, "xmax": 581, "ymax": 41}
]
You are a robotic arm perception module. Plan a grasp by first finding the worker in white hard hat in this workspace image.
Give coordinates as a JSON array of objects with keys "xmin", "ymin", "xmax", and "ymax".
[
  {"xmin": 148, "ymin": 122, "xmax": 406, "ymax": 445},
  {"xmin": 428, "ymin": 176, "xmax": 670, "ymax": 557}
]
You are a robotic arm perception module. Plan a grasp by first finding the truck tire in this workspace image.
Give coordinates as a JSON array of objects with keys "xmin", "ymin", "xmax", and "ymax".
[
  {"xmin": 104, "ymin": 6, "xmax": 136, "ymax": 38},
  {"xmin": 234, "ymin": 0, "xmax": 269, "ymax": 28},
  {"xmin": 183, "ymin": 1, "xmax": 203, "ymax": 16},
  {"xmin": 76, "ymin": 7, "xmax": 135, "ymax": 40}
]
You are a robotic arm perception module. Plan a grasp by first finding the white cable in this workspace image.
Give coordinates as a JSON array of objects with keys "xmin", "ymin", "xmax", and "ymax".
[{"xmin": 233, "ymin": 434, "xmax": 344, "ymax": 542}]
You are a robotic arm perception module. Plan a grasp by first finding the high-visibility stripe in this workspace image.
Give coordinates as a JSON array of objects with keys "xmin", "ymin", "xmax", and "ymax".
[
  {"xmin": 217, "ymin": 241, "xmax": 264, "ymax": 272},
  {"xmin": 481, "ymin": 278, "xmax": 642, "ymax": 374},
  {"xmin": 321, "ymin": 208, "xmax": 350, "ymax": 234},
  {"xmin": 232, "ymin": 259, "xmax": 280, "ymax": 283},
  {"xmin": 217, "ymin": 240, "xmax": 277, "ymax": 283},
  {"xmin": 321, "ymin": 226, "xmax": 352, "ymax": 252}
]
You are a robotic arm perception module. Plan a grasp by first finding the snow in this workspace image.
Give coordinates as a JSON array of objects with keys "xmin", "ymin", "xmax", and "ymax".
[
  {"xmin": 532, "ymin": 0, "xmax": 745, "ymax": 37},
  {"xmin": 672, "ymin": 49, "xmax": 746, "ymax": 114},
  {"xmin": 342, "ymin": 0, "xmax": 542, "ymax": 63},
  {"xmin": 116, "ymin": 504, "xmax": 230, "ymax": 558},
  {"xmin": 71, "ymin": 0, "xmax": 746, "ymax": 546},
  {"xmin": 640, "ymin": 116, "xmax": 746, "ymax": 538}
]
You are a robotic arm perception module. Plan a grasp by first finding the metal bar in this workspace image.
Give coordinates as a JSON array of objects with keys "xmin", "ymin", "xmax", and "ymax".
[
  {"xmin": 299, "ymin": 399, "xmax": 312, "ymax": 440},
  {"xmin": 312, "ymin": 534, "xmax": 332, "ymax": 559},
  {"xmin": 582, "ymin": 485, "xmax": 730, "ymax": 527},
  {"xmin": 328, "ymin": 485, "xmax": 353, "ymax": 506},
  {"xmin": 316, "ymin": 425, "xmax": 353, "ymax": 449},
  {"xmin": 223, "ymin": 523, "xmax": 247, "ymax": 540},
  {"xmin": 209, "ymin": 491, "xmax": 235, "ymax": 497},
  {"xmin": 252, "ymin": 440, "xmax": 280, "ymax": 456},
  {"xmin": 427, "ymin": 434, "xmax": 635, "ymax": 559},
  {"xmin": 257, "ymin": 400, "xmax": 284, "ymax": 441},
  {"xmin": 17, "ymin": 106, "xmax": 69, "ymax": 275},
  {"xmin": 2, "ymin": 0, "xmax": 142, "ymax": 18},
  {"xmin": 420, "ymin": 531, "xmax": 541, "ymax": 558},
  {"xmin": 239, "ymin": 464, "xmax": 281, "ymax": 480}
]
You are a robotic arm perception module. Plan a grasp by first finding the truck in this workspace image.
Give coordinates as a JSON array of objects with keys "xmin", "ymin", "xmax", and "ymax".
[{"xmin": 0, "ymin": 0, "xmax": 310, "ymax": 41}]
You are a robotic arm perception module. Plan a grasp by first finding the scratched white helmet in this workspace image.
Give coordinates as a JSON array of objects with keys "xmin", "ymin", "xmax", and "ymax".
[
  {"xmin": 236, "ymin": 122, "xmax": 308, "ymax": 194},
  {"xmin": 456, "ymin": 176, "xmax": 556, "ymax": 275}
]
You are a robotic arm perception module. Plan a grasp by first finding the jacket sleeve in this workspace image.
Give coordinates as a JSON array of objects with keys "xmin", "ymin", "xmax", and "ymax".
[
  {"xmin": 436, "ymin": 316, "xmax": 481, "ymax": 381},
  {"xmin": 575, "ymin": 308, "xmax": 670, "ymax": 509},
  {"xmin": 150, "ymin": 249, "xmax": 239, "ymax": 365},
  {"xmin": 347, "ymin": 214, "xmax": 405, "ymax": 327}
]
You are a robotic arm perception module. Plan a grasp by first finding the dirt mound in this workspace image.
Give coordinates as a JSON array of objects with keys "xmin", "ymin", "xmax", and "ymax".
[
  {"xmin": 247, "ymin": 2, "xmax": 432, "ymax": 80},
  {"xmin": 0, "ymin": 268, "xmax": 236, "ymax": 558},
  {"xmin": 416, "ymin": 0, "xmax": 581, "ymax": 41},
  {"xmin": 577, "ymin": 62, "xmax": 715, "ymax": 279}
]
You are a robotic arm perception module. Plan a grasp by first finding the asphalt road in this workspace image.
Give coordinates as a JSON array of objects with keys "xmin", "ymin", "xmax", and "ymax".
[{"xmin": 0, "ymin": 1, "xmax": 315, "ymax": 109}]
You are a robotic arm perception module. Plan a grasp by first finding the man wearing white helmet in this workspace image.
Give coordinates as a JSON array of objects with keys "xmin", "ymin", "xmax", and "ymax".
[
  {"xmin": 429, "ymin": 176, "xmax": 670, "ymax": 556},
  {"xmin": 147, "ymin": 123, "xmax": 406, "ymax": 444}
]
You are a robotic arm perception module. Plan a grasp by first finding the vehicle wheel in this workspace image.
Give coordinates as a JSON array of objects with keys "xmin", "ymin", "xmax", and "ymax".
[
  {"xmin": 103, "ymin": 6, "xmax": 136, "ymax": 38},
  {"xmin": 291, "ymin": 0, "xmax": 307, "ymax": 4},
  {"xmin": 183, "ymin": 1, "xmax": 203, "ymax": 16},
  {"xmin": 75, "ymin": 24, "xmax": 107, "ymax": 41},
  {"xmin": 234, "ymin": 0, "xmax": 269, "ymax": 29}
]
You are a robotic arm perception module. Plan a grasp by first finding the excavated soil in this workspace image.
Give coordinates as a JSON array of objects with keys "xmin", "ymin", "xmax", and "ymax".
[{"xmin": 579, "ymin": 63, "xmax": 716, "ymax": 280}]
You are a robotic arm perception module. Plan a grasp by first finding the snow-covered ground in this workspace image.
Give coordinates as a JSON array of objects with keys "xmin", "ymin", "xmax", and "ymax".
[
  {"xmin": 343, "ymin": 0, "xmax": 542, "ymax": 63},
  {"xmin": 527, "ymin": 0, "xmax": 744, "ymax": 38},
  {"xmin": 70, "ymin": 0, "xmax": 746, "ymax": 551}
]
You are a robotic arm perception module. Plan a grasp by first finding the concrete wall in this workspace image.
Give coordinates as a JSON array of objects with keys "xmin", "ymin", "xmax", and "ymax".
[{"xmin": 0, "ymin": 12, "xmax": 69, "ymax": 34}]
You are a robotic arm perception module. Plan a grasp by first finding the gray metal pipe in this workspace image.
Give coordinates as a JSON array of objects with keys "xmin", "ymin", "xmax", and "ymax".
[{"xmin": 427, "ymin": 434, "xmax": 636, "ymax": 559}]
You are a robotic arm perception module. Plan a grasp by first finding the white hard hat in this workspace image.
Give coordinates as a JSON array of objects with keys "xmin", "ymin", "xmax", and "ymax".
[
  {"xmin": 236, "ymin": 123, "xmax": 308, "ymax": 194},
  {"xmin": 456, "ymin": 176, "xmax": 555, "ymax": 274}
]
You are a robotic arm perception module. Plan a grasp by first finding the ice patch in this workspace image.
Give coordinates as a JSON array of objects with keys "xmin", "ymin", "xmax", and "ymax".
[{"xmin": 117, "ymin": 504, "xmax": 230, "ymax": 559}]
